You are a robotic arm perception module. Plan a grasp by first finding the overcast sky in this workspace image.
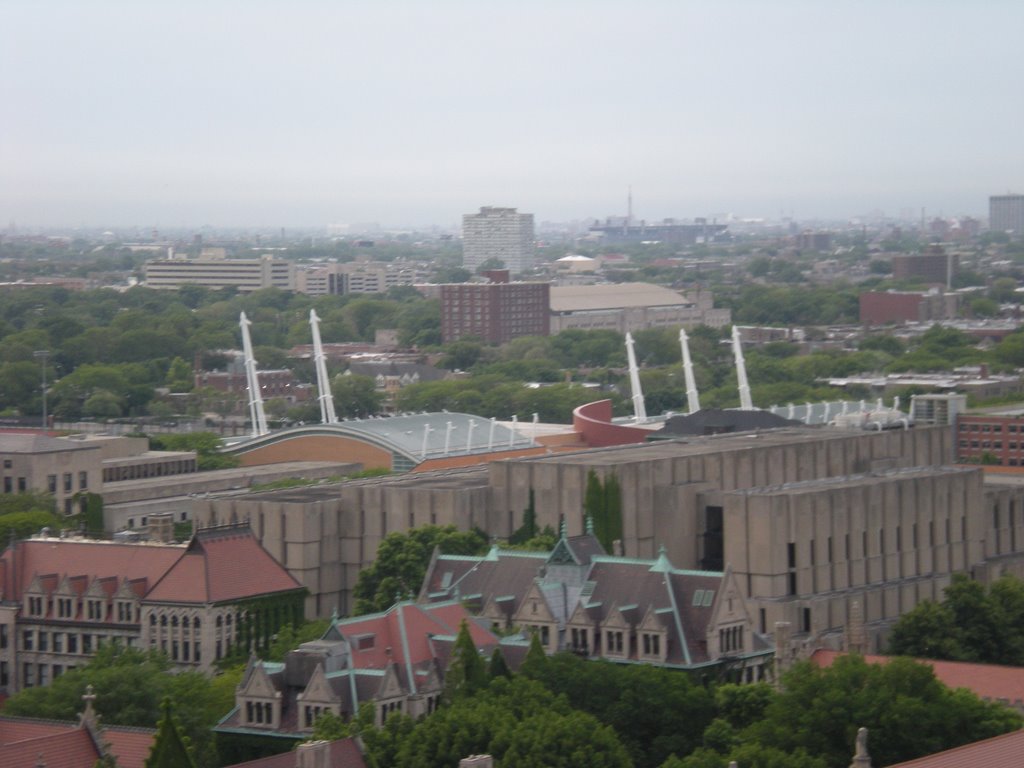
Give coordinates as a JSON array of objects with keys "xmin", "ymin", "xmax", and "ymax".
[{"xmin": 2, "ymin": 1, "xmax": 1022, "ymax": 229}]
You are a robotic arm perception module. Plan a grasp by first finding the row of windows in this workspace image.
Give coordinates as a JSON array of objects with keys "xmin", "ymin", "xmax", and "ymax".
[
  {"xmin": 148, "ymin": 636, "xmax": 201, "ymax": 662},
  {"xmin": 25, "ymin": 595, "xmax": 136, "ymax": 623},
  {"xmin": 19, "ymin": 661, "xmax": 76, "ymax": 688},
  {"xmin": 21, "ymin": 629, "xmax": 128, "ymax": 654},
  {"xmin": 719, "ymin": 625, "xmax": 744, "ymax": 654},
  {"xmin": 960, "ymin": 423, "xmax": 1022, "ymax": 433}
]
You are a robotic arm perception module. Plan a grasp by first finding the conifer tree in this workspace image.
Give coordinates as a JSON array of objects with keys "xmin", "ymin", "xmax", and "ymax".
[
  {"xmin": 144, "ymin": 698, "xmax": 198, "ymax": 768},
  {"xmin": 520, "ymin": 631, "xmax": 549, "ymax": 680},
  {"xmin": 442, "ymin": 619, "xmax": 487, "ymax": 702},
  {"xmin": 489, "ymin": 647, "xmax": 512, "ymax": 680}
]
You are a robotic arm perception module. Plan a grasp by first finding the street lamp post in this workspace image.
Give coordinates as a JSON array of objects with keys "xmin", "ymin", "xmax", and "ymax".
[{"xmin": 33, "ymin": 350, "xmax": 49, "ymax": 430}]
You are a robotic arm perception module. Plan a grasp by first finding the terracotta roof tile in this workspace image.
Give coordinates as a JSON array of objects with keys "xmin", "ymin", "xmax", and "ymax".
[
  {"xmin": 224, "ymin": 737, "xmax": 366, "ymax": 768},
  {"xmin": 104, "ymin": 727, "xmax": 158, "ymax": 768},
  {"xmin": 811, "ymin": 650, "xmax": 1024, "ymax": 706},
  {"xmin": 885, "ymin": 728, "xmax": 1024, "ymax": 767},
  {"xmin": 144, "ymin": 528, "xmax": 302, "ymax": 604},
  {"xmin": 0, "ymin": 728, "xmax": 99, "ymax": 768},
  {"xmin": 1, "ymin": 539, "xmax": 183, "ymax": 604}
]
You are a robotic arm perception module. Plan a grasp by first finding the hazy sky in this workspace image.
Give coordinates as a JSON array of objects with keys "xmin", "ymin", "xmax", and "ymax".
[{"xmin": 2, "ymin": 1, "xmax": 1022, "ymax": 229}]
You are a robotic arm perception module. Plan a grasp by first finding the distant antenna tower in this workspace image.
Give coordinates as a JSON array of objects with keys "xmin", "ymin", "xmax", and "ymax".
[
  {"xmin": 680, "ymin": 328, "xmax": 700, "ymax": 414},
  {"xmin": 627, "ymin": 186, "xmax": 633, "ymax": 226},
  {"xmin": 309, "ymin": 309, "xmax": 338, "ymax": 424},
  {"xmin": 732, "ymin": 326, "xmax": 754, "ymax": 411},
  {"xmin": 239, "ymin": 312, "xmax": 269, "ymax": 437},
  {"xmin": 625, "ymin": 332, "xmax": 647, "ymax": 424}
]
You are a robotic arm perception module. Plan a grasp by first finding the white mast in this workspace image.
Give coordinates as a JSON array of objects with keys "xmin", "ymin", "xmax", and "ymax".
[
  {"xmin": 239, "ymin": 311, "xmax": 269, "ymax": 437},
  {"xmin": 309, "ymin": 309, "xmax": 338, "ymax": 424},
  {"xmin": 732, "ymin": 325, "xmax": 754, "ymax": 411},
  {"xmin": 679, "ymin": 328, "xmax": 700, "ymax": 414},
  {"xmin": 625, "ymin": 332, "xmax": 647, "ymax": 424}
]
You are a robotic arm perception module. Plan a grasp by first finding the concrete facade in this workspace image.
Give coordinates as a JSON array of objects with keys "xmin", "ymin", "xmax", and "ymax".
[
  {"xmin": 462, "ymin": 207, "xmax": 535, "ymax": 273},
  {"xmin": 182, "ymin": 425, "xmax": 1024, "ymax": 655}
]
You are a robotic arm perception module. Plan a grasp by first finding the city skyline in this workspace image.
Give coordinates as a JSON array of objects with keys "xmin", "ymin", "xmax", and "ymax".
[{"xmin": 2, "ymin": 1, "xmax": 1022, "ymax": 228}]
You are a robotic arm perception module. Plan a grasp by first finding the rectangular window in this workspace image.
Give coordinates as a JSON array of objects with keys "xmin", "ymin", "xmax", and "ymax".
[
  {"xmin": 22, "ymin": 630, "xmax": 33, "ymax": 651},
  {"xmin": 63, "ymin": 473, "xmax": 72, "ymax": 493},
  {"xmin": 787, "ymin": 542, "xmax": 796, "ymax": 568},
  {"xmin": 18, "ymin": 477, "xmax": 26, "ymax": 492},
  {"xmin": 53, "ymin": 633, "xmax": 63, "ymax": 653},
  {"xmin": 38, "ymin": 632, "xmax": 48, "ymax": 652},
  {"xmin": 48, "ymin": 475, "xmax": 57, "ymax": 493},
  {"xmin": 79, "ymin": 471, "xmax": 88, "ymax": 490},
  {"xmin": 68, "ymin": 634, "xmax": 78, "ymax": 654}
]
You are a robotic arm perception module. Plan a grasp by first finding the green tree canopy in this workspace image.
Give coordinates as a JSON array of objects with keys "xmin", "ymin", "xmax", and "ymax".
[{"xmin": 352, "ymin": 525, "xmax": 489, "ymax": 615}]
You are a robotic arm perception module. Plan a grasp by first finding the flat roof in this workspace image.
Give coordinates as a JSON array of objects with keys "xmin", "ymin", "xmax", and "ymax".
[
  {"xmin": 503, "ymin": 426, "xmax": 935, "ymax": 468},
  {"xmin": 549, "ymin": 282, "xmax": 689, "ymax": 312}
]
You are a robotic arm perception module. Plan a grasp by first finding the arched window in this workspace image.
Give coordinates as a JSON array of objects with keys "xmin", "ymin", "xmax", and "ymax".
[
  {"xmin": 160, "ymin": 615, "xmax": 168, "ymax": 627},
  {"xmin": 216, "ymin": 615, "xmax": 223, "ymax": 628},
  {"xmin": 171, "ymin": 616, "xmax": 179, "ymax": 628},
  {"xmin": 149, "ymin": 614, "xmax": 156, "ymax": 626},
  {"xmin": 193, "ymin": 617, "xmax": 201, "ymax": 630}
]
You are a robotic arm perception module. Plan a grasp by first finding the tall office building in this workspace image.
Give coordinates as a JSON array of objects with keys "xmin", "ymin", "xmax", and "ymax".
[
  {"xmin": 462, "ymin": 206, "xmax": 535, "ymax": 273},
  {"xmin": 990, "ymin": 194, "xmax": 1024, "ymax": 238}
]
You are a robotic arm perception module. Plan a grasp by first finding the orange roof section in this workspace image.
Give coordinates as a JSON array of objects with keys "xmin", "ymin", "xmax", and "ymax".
[
  {"xmin": 885, "ymin": 728, "xmax": 1024, "ymax": 767},
  {"xmin": 145, "ymin": 527, "xmax": 303, "ymax": 604},
  {"xmin": 810, "ymin": 650, "xmax": 1024, "ymax": 707}
]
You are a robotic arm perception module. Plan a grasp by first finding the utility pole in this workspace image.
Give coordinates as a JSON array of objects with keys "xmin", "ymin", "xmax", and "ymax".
[{"xmin": 33, "ymin": 350, "xmax": 49, "ymax": 430}]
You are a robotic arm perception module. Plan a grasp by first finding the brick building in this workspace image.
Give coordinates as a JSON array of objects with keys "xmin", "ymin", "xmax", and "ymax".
[
  {"xmin": 440, "ymin": 281, "xmax": 550, "ymax": 344},
  {"xmin": 859, "ymin": 290, "xmax": 959, "ymax": 325},
  {"xmin": 891, "ymin": 249, "xmax": 958, "ymax": 286}
]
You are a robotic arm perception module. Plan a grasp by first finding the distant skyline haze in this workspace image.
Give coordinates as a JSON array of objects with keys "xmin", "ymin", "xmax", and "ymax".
[{"xmin": 2, "ymin": 1, "xmax": 1022, "ymax": 228}]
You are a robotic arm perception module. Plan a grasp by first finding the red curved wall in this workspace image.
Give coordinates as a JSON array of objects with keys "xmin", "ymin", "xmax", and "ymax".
[{"xmin": 572, "ymin": 400, "xmax": 649, "ymax": 448}]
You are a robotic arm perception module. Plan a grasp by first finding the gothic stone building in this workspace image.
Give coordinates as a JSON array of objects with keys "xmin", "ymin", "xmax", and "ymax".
[
  {"xmin": 0, "ymin": 524, "xmax": 304, "ymax": 695},
  {"xmin": 217, "ymin": 601, "xmax": 499, "ymax": 742},
  {"xmin": 418, "ymin": 530, "xmax": 773, "ymax": 679}
]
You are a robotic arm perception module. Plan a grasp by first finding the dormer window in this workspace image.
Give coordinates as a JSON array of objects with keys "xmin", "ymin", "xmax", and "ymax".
[{"xmin": 27, "ymin": 596, "xmax": 44, "ymax": 616}]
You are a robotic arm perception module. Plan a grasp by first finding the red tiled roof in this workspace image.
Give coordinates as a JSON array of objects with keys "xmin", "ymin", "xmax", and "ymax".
[
  {"xmin": 810, "ymin": 650, "xmax": 1024, "ymax": 706},
  {"xmin": 224, "ymin": 737, "xmax": 366, "ymax": 768},
  {"xmin": 1, "ymin": 728, "xmax": 99, "ymax": 768},
  {"xmin": 145, "ymin": 528, "xmax": 302, "ymax": 604},
  {"xmin": 885, "ymin": 728, "xmax": 1024, "ymax": 767},
  {"xmin": 338, "ymin": 602, "xmax": 493, "ymax": 672},
  {"xmin": 0, "ymin": 539, "xmax": 183, "ymax": 604},
  {"xmin": 104, "ymin": 727, "xmax": 158, "ymax": 768},
  {"xmin": 0, "ymin": 717, "xmax": 156, "ymax": 768}
]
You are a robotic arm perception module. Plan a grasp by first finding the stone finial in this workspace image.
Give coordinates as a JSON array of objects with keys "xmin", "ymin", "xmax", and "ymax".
[
  {"xmin": 585, "ymin": 515, "xmax": 594, "ymax": 535},
  {"xmin": 850, "ymin": 726, "xmax": 872, "ymax": 768},
  {"xmin": 82, "ymin": 684, "xmax": 97, "ymax": 717},
  {"xmin": 559, "ymin": 515, "xmax": 567, "ymax": 539}
]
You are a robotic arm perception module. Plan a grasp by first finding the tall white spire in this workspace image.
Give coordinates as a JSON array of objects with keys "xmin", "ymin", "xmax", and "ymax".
[
  {"xmin": 309, "ymin": 309, "xmax": 338, "ymax": 424},
  {"xmin": 625, "ymin": 332, "xmax": 647, "ymax": 424},
  {"xmin": 680, "ymin": 328, "xmax": 700, "ymax": 414},
  {"xmin": 732, "ymin": 325, "xmax": 754, "ymax": 411},
  {"xmin": 239, "ymin": 311, "xmax": 269, "ymax": 437}
]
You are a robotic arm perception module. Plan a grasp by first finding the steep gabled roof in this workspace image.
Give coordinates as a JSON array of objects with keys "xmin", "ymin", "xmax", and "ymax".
[
  {"xmin": 0, "ymin": 538, "xmax": 183, "ymax": 604},
  {"xmin": 145, "ymin": 527, "xmax": 303, "ymax": 604}
]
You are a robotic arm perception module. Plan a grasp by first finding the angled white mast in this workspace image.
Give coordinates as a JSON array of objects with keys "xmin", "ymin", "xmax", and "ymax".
[
  {"xmin": 239, "ymin": 311, "xmax": 269, "ymax": 437},
  {"xmin": 732, "ymin": 325, "xmax": 754, "ymax": 411},
  {"xmin": 309, "ymin": 309, "xmax": 338, "ymax": 424},
  {"xmin": 679, "ymin": 328, "xmax": 700, "ymax": 414},
  {"xmin": 625, "ymin": 332, "xmax": 648, "ymax": 424}
]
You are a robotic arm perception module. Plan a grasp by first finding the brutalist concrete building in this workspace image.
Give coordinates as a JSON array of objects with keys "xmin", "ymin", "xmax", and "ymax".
[{"xmin": 190, "ymin": 425, "xmax": 1024, "ymax": 653}]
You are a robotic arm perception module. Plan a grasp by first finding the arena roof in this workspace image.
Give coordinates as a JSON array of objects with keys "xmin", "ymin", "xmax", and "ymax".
[
  {"xmin": 549, "ymin": 282, "xmax": 689, "ymax": 312},
  {"xmin": 226, "ymin": 412, "xmax": 535, "ymax": 470}
]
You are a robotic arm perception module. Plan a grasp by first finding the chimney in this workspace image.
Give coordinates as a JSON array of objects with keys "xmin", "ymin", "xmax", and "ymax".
[
  {"xmin": 147, "ymin": 513, "xmax": 175, "ymax": 543},
  {"xmin": 296, "ymin": 740, "xmax": 331, "ymax": 768}
]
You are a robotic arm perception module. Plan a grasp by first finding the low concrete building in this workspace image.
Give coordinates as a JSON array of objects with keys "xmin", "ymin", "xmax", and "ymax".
[{"xmin": 548, "ymin": 283, "xmax": 730, "ymax": 334}]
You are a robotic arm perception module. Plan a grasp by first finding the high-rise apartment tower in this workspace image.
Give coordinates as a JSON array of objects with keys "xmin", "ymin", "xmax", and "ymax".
[
  {"xmin": 462, "ymin": 206, "xmax": 535, "ymax": 273},
  {"xmin": 990, "ymin": 194, "xmax": 1024, "ymax": 238}
]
